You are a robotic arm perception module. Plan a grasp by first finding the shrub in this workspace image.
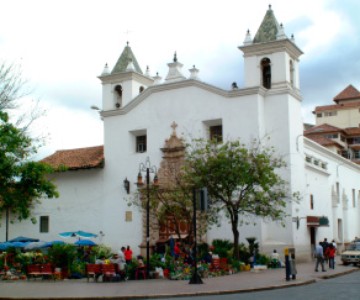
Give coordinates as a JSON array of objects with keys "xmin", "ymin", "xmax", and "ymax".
[
  {"xmin": 48, "ymin": 244, "xmax": 77, "ymax": 269},
  {"xmin": 212, "ymin": 239, "xmax": 233, "ymax": 258}
]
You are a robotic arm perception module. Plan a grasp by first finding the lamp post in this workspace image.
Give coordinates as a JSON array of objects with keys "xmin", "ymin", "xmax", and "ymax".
[
  {"xmin": 137, "ymin": 157, "xmax": 157, "ymax": 279},
  {"xmin": 189, "ymin": 188, "xmax": 204, "ymax": 284}
]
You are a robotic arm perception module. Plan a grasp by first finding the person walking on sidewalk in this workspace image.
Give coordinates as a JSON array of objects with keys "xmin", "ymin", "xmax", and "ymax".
[{"xmin": 314, "ymin": 242, "xmax": 326, "ymax": 272}]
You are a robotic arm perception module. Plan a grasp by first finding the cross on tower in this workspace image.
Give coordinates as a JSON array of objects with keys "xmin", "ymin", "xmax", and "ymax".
[{"xmin": 171, "ymin": 121, "xmax": 178, "ymax": 135}]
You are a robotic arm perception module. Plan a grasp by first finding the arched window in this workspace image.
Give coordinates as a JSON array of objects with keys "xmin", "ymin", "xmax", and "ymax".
[
  {"xmin": 139, "ymin": 86, "xmax": 144, "ymax": 93},
  {"xmin": 114, "ymin": 85, "xmax": 122, "ymax": 108},
  {"xmin": 261, "ymin": 58, "xmax": 271, "ymax": 89},
  {"xmin": 290, "ymin": 60, "xmax": 295, "ymax": 87},
  {"xmin": 115, "ymin": 85, "xmax": 122, "ymax": 96}
]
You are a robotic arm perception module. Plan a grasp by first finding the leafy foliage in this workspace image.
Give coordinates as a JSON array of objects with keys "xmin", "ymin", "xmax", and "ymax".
[
  {"xmin": 129, "ymin": 169, "xmax": 196, "ymax": 242},
  {"xmin": 212, "ymin": 239, "xmax": 233, "ymax": 258},
  {"xmin": 47, "ymin": 244, "xmax": 77, "ymax": 269},
  {"xmin": 184, "ymin": 139, "xmax": 290, "ymax": 259},
  {"xmin": 0, "ymin": 111, "xmax": 58, "ymax": 237}
]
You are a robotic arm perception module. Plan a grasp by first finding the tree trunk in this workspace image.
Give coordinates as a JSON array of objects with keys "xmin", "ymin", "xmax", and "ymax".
[
  {"xmin": 5, "ymin": 207, "xmax": 9, "ymax": 242},
  {"xmin": 231, "ymin": 213, "xmax": 240, "ymax": 260}
]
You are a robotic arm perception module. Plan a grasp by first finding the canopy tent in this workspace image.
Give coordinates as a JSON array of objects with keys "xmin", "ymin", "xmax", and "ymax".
[
  {"xmin": 0, "ymin": 241, "xmax": 27, "ymax": 250},
  {"xmin": 59, "ymin": 231, "xmax": 97, "ymax": 239},
  {"xmin": 8, "ymin": 236, "xmax": 39, "ymax": 243},
  {"xmin": 74, "ymin": 240, "xmax": 97, "ymax": 246}
]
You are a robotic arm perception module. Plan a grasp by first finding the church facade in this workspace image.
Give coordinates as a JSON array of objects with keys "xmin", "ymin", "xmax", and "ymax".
[{"xmin": 2, "ymin": 6, "xmax": 360, "ymax": 261}]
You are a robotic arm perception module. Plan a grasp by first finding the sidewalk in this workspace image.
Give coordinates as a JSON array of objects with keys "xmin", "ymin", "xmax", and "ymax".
[{"xmin": 0, "ymin": 262, "xmax": 358, "ymax": 300}]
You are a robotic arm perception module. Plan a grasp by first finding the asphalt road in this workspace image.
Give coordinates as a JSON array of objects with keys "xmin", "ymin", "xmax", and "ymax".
[{"xmin": 155, "ymin": 270, "xmax": 360, "ymax": 300}]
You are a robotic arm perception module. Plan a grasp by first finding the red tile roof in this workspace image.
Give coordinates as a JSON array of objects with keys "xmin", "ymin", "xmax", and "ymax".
[
  {"xmin": 313, "ymin": 101, "xmax": 360, "ymax": 113},
  {"xmin": 304, "ymin": 123, "xmax": 343, "ymax": 135},
  {"xmin": 306, "ymin": 135, "xmax": 344, "ymax": 149},
  {"xmin": 344, "ymin": 127, "xmax": 360, "ymax": 136},
  {"xmin": 41, "ymin": 146, "xmax": 104, "ymax": 171},
  {"xmin": 333, "ymin": 84, "xmax": 360, "ymax": 102}
]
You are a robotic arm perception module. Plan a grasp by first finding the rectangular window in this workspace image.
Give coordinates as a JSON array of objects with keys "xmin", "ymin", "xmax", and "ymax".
[
  {"xmin": 136, "ymin": 135, "xmax": 147, "ymax": 153},
  {"xmin": 210, "ymin": 125, "xmax": 223, "ymax": 143},
  {"xmin": 354, "ymin": 150, "xmax": 360, "ymax": 159},
  {"xmin": 352, "ymin": 189, "xmax": 356, "ymax": 208},
  {"xmin": 316, "ymin": 113, "xmax": 322, "ymax": 118},
  {"xmin": 324, "ymin": 134, "xmax": 338, "ymax": 139},
  {"xmin": 40, "ymin": 216, "xmax": 49, "ymax": 233},
  {"xmin": 336, "ymin": 182, "xmax": 340, "ymax": 203},
  {"xmin": 324, "ymin": 111, "xmax": 337, "ymax": 117},
  {"xmin": 125, "ymin": 211, "xmax": 132, "ymax": 222},
  {"xmin": 349, "ymin": 137, "xmax": 360, "ymax": 144},
  {"xmin": 310, "ymin": 194, "xmax": 314, "ymax": 210},
  {"xmin": 305, "ymin": 156, "xmax": 312, "ymax": 163}
]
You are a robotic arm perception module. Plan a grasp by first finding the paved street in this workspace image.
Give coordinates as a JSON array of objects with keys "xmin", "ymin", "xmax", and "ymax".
[
  {"xmin": 0, "ymin": 262, "xmax": 358, "ymax": 300},
  {"xmin": 158, "ymin": 270, "xmax": 360, "ymax": 300}
]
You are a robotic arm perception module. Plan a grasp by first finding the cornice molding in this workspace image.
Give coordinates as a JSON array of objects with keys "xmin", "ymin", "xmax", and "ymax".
[
  {"xmin": 101, "ymin": 80, "xmax": 264, "ymax": 117},
  {"xmin": 98, "ymin": 71, "xmax": 154, "ymax": 85},
  {"xmin": 239, "ymin": 39, "xmax": 303, "ymax": 60}
]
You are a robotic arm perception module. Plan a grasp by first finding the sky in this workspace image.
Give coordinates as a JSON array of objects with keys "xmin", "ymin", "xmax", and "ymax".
[{"xmin": 1, "ymin": 0, "xmax": 360, "ymax": 159}]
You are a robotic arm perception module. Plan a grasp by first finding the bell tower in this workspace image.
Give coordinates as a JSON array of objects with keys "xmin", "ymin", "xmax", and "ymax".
[
  {"xmin": 98, "ymin": 42, "xmax": 154, "ymax": 111},
  {"xmin": 239, "ymin": 5, "xmax": 303, "ymax": 92}
]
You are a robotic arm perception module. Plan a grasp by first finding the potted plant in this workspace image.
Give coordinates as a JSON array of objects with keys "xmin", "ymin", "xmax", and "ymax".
[{"xmin": 48, "ymin": 244, "xmax": 77, "ymax": 279}]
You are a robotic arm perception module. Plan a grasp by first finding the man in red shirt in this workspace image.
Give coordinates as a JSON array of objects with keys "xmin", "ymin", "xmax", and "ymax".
[{"xmin": 124, "ymin": 245, "xmax": 133, "ymax": 264}]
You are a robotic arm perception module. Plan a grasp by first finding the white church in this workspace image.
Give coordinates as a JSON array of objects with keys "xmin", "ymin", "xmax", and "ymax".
[{"xmin": 2, "ymin": 6, "xmax": 360, "ymax": 261}]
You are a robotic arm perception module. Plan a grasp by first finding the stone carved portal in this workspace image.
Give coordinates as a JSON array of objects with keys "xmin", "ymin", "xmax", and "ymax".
[{"xmin": 139, "ymin": 122, "xmax": 191, "ymax": 255}]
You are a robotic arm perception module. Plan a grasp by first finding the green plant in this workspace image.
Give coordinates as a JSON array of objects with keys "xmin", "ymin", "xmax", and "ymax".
[
  {"xmin": 246, "ymin": 237, "xmax": 259, "ymax": 256},
  {"xmin": 90, "ymin": 245, "xmax": 112, "ymax": 260},
  {"xmin": 212, "ymin": 239, "xmax": 233, "ymax": 258},
  {"xmin": 198, "ymin": 242, "xmax": 210, "ymax": 260},
  {"xmin": 125, "ymin": 260, "xmax": 138, "ymax": 280},
  {"xmin": 238, "ymin": 243, "xmax": 251, "ymax": 263},
  {"xmin": 149, "ymin": 253, "xmax": 166, "ymax": 270},
  {"xmin": 256, "ymin": 254, "xmax": 270, "ymax": 266},
  {"xmin": 48, "ymin": 244, "xmax": 77, "ymax": 270},
  {"xmin": 70, "ymin": 261, "xmax": 85, "ymax": 278},
  {"xmin": 231, "ymin": 259, "xmax": 241, "ymax": 271}
]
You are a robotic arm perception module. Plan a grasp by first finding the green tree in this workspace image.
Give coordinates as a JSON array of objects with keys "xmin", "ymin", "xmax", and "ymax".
[
  {"xmin": 130, "ymin": 169, "xmax": 196, "ymax": 244},
  {"xmin": 184, "ymin": 139, "xmax": 289, "ymax": 259},
  {"xmin": 0, "ymin": 111, "xmax": 58, "ymax": 241}
]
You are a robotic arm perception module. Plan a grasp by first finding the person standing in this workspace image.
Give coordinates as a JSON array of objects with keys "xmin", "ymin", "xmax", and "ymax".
[
  {"xmin": 125, "ymin": 245, "xmax": 133, "ymax": 264},
  {"xmin": 326, "ymin": 243, "xmax": 336, "ymax": 269},
  {"xmin": 320, "ymin": 238, "xmax": 329, "ymax": 262},
  {"xmin": 118, "ymin": 247, "xmax": 127, "ymax": 271},
  {"xmin": 174, "ymin": 242, "xmax": 181, "ymax": 260},
  {"xmin": 314, "ymin": 242, "xmax": 326, "ymax": 272}
]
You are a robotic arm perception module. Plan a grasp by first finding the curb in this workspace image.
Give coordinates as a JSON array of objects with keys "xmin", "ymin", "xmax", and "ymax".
[
  {"xmin": 318, "ymin": 267, "xmax": 359, "ymax": 280},
  {"xmin": 0, "ymin": 269, "xmax": 358, "ymax": 300},
  {"xmin": 0, "ymin": 279, "xmax": 317, "ymax": 300}
]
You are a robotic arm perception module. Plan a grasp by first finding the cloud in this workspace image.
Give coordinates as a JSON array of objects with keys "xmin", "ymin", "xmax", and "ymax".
[{"xmin": 1, "ymin": 0, "xmax": 360, "ymax": 157}]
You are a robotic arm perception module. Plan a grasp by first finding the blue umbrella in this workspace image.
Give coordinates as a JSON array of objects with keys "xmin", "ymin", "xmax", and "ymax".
[
  {"xmin": 24, "ymin": 241, "xmax": 49, "ymax": 250},
  {"xmin": 74, "ymin": 240, "xmax": 97, "ymax": 246},
  {"xmin": 59, "ymin": 230, "xmax": 97, "ymax": 239},
  {"xmin": 0, "ymin": 242, "xmax": 11, "ymax": 250},
  {"xmin": 8, "ymin": 236, "xmax": 39, "ymax": 243},
  {"xmin": 6, "ymin": 241, "xmax": 27, "ymax": 248}
]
